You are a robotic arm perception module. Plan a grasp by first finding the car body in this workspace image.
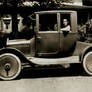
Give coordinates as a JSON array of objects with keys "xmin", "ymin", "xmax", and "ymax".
[{"xmin": 0, "ymin": 10, "xmax": 92, "ymax": 80}]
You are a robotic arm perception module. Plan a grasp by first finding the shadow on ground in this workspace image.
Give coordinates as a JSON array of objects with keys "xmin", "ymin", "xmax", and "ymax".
[{"xmin": 20, "ymin": 64, "xmax": 85, "ymax": 79}]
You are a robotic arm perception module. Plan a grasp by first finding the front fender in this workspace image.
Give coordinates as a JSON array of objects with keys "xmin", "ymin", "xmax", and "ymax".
[
  {"xmin": 0, "ymin": 47, "xmax": 35, "ymax": 66},
  {"xmin": 0, "ymin": 47, "xmax": 28, "ymax": 63},
  {"xmin": 0, "ymin": 47, "xmax": 24, "ymax": 55}
]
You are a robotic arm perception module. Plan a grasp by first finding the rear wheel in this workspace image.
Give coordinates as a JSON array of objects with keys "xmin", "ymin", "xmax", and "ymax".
[
  {"xmin": 83, "ymin": 52, "xmax": 92, "ymax": 75},
  {"xmin": 0, "ymin": 53, "xmax": 21, "ymax": 80}
]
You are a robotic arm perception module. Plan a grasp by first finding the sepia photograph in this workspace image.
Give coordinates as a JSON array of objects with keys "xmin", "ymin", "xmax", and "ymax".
[{"xmin": 0, "ymin": 0, "xmax": 92, "ymax": 92}]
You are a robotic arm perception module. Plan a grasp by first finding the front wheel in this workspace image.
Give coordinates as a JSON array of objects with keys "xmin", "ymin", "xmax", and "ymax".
[
  {"xmin": 83, "ymin": 51, "xmax": 92, "ymax": 75},
  {"xmin": 0, "ymin": 53, "xmax": 21, "ymax": 80}
]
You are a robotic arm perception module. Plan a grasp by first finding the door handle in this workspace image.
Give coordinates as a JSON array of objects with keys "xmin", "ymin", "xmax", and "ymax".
[
  {"xmin": 37, "ymin": 37, "xmax": 41, "ymax": 39},
  {"xmin": 37, "ymin": 37, "xmax": 41, "ymax": 42}
]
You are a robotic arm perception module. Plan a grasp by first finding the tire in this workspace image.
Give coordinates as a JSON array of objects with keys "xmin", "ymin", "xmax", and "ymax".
[
  {"xmin": 83, "ymin": 51, "xmax": 92, "ymax": 75},
  {"xmin": 0, "ymin": 53, "xmax": 21, "ymax": 80}
]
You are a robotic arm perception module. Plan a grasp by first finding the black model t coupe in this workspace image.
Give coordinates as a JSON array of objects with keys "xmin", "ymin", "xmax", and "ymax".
[{"xmin": 0, "ymin": 10, "xmax": 92, "ymax": 80}]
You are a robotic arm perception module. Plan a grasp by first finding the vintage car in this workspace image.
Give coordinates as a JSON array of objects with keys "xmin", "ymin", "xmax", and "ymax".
[{"xmin": 0, "ymin": 10, "xmax": 92, "ymax": 80}]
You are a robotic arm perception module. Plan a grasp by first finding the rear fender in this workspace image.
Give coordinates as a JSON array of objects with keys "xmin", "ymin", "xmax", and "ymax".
[{"xmin": 81, "ymin": 46, "xmax": 92, "ymax": 62}]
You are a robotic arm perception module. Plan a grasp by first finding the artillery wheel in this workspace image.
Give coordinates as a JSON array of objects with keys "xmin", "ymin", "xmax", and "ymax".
[
  {"xmin": 83, "ymin": 52, "xmax": 92, "ymax": 75},
  {"xmin": 0, "ymin": 53, "xmax": 21, "ymax": 80}
]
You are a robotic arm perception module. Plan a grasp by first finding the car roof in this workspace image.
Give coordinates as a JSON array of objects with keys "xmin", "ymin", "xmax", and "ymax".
[{"xmin": 35, "ymin": 10, "xmax": 76, "ymax": 14}]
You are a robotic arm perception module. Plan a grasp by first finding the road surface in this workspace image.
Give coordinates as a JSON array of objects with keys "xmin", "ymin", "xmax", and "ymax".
[{"xmin": 0, "ymin": 64, "xmax": 92, "ymax": 92}]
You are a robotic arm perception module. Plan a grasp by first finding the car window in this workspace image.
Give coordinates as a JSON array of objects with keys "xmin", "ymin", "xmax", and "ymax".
[{"xmin": 39, "ymin": 14, "xmax": 57, "ymax": 31}]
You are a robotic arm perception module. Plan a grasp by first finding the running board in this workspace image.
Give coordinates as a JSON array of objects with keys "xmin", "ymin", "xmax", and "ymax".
[{"xmin": 27, "ymin": 56, "xmax": 80, "ymax": 65}]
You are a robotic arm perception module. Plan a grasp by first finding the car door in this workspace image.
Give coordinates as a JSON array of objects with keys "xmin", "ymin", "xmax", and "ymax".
[
  {"xmin": 59, "ymin": 11, "xmax": 79, "ymax": 56},
  {"xmin": 35, "ymin": 13, "xmax": 60, "ymax": 57}
]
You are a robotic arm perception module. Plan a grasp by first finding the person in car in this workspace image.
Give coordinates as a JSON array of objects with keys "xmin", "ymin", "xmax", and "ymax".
[{"xmin": 60, "ymin": 19, "xmax": 71, "ymax": 32}]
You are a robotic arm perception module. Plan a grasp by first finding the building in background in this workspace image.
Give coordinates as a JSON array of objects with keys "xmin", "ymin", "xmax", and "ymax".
[
  {"xmin": 58, "ymin": 0, "xmax": 83, "ymax": 6},
  {"xmin": 83, "ymin": 0, "xmax": 92, "ymax": 6},
  {"xmin": 0, "ymin": 15, "xmax": 23, "ymax": 34},
  {"xmin": 0, "ymin": 0, "xmax": 91, "ymax": 37}
]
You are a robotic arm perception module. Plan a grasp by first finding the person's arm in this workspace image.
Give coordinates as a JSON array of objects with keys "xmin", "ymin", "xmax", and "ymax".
[{"xmin": 60, "ymin": 25, "xmax": 70, "ymax": 31}]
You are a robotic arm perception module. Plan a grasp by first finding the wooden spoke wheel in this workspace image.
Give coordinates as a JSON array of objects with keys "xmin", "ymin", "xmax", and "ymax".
[
  {"xmin": 0, "ymin": 53, "xmax": 21, "ymax": 80},
  {"xmin": 83, "ymin": 52, "xmax": 92, "ymax": 75}
]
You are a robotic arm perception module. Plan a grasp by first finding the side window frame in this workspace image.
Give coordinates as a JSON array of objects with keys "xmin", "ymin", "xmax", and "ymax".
[
  {"xmin": 70, "ymin": 12, "xmax": 77, "ymax": 33},
  {"xmin": 37, "ymin": 13, "xmax": 59, "ymax": 33}
]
